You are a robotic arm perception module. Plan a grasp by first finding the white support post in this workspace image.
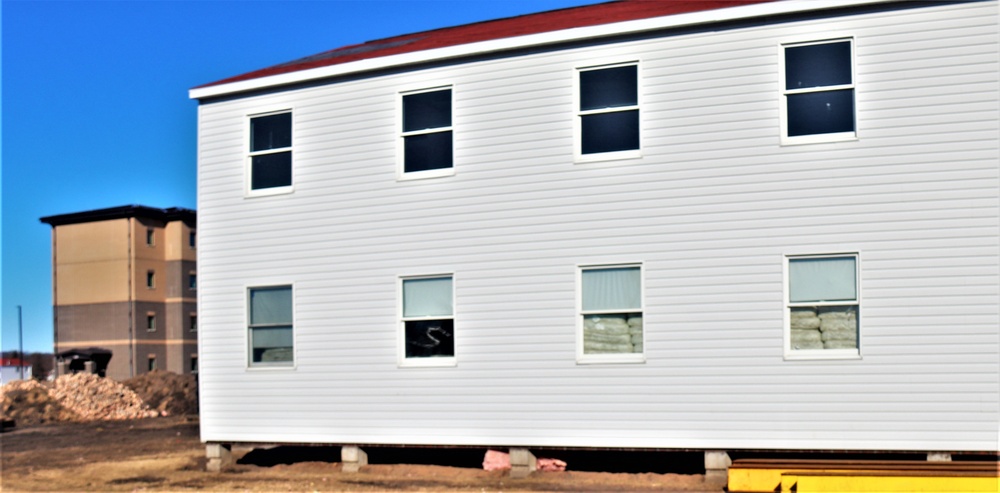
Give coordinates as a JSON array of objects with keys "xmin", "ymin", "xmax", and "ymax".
[
  {"xmin": 206, "ymin": 443, "xmax": 234, "ymax": 472},
  {"xmin": 704, "ymin": 450, "xmax": 731, "ymax": 483},
  {"xmin": 509, "ymin": 448, "xmax": 537, "ymax": 478},
  {"xmin": 341, "ymin": 445, "xmax": 368, "ymax": 473}
]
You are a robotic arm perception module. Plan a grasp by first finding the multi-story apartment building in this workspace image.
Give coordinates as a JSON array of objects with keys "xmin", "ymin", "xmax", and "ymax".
[
  {"xmin": 40, "ymin": 205, "xmax": 197, "ymax": 380},
  {"xmin": 190, "ymin": 0, "xmax": 999, "ymax": 472}
]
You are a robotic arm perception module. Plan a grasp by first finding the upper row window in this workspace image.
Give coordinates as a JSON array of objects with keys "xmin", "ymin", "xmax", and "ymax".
[
  {"xmin": 400, "ymin": 87, "xmax": 453, "ymax": 179},
  {"xmin": 245, "ymin": 42, "xmax": 854, "ymax": 190},
  {"xmin": 782, "ymin": 38, "xmax": 856, "ymax": 143},
  {"xmin": 248, "ymin": 111, "xmax": 292, "ymax": 193},
  {"xmin": 578, "ymin": 63, "xmax": 640, "ymax": 159}
]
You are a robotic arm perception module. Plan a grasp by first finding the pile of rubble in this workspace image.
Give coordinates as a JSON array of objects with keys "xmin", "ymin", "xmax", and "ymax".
[
  {"xmin": 2, "ymin": 371, "xmax": 198, "ymax": 427},
  {"xmin": 0, "ymin": 379, "xmax": 78, "ymax": 425}
]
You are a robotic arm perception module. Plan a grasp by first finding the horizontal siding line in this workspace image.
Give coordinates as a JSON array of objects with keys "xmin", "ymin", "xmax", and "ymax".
[{"xmin": 197, "ymin": 201, "xmax": 999, "ymax": 239}]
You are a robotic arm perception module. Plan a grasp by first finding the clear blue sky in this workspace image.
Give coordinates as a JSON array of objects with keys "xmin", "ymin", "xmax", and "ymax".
[{"xmin": 1, "ymin": 0, "xmax": 599, "ymax": 354}]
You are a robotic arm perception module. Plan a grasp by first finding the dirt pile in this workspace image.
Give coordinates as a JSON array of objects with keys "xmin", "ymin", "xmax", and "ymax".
[
  {"xmin": 123, "ymin": 370, "xmax": 198, "ymax": 416},
  {"xmin": 1, "ymin": 379, "xmax": 78, "ymax": 425},
  {"xmin": 0, "ymin": 372, "xmax": 200, "ymax": 426},
  {"xmin": 50, "ymin": 373, "xmax": 156, "ymax": 421}
]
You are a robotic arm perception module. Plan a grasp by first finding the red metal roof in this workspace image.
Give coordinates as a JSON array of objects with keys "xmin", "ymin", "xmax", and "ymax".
[
  {"xmin": 198, "ymin": 0, "xmax": 774, "ymax": 89},
  {"xmin": 1, "ymin": 358, "xmax": 29, "ymax": 367}
]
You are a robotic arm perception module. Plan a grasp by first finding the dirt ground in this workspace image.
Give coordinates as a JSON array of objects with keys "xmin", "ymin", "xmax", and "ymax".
[{"xmin": 0, "ymin": 416, "xmax": 725, "ymax": 492}]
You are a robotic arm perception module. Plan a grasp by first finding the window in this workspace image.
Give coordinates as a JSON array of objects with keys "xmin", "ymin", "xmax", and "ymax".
[
  {"xmin": 400, "ymin": 275, "xmax": 455, "ymax": 366},
  {"xmin": 146, "ymin": 313, "xmax": 156, "ymax": 332},
  {"xmin": 400, "ymin": 87, "xmax": 453, "ymax": 178},
  {"xmin": 189, "ymin": 231, "xmax": 196, "ymax": 249},
  {"xmin": 190, "ymin": 355, "xmax": 198, "ymax": 373},
  {"xmin": 786, "ymin": 254, "xmax": 860, "ymax": 358},
  {"xmin": 146, "ymin": 271, "xmax": 155, "ymax": 289},
  {"xmin": 248, "ymin": 285, "xmax": 293, "ymax": 366},
  {"xmin": 189, "ymin": 313, "xmax": 198, "ymax": 332},
  {"xmin": 782, "ymin": 39, "xmax": 855, "ymax": 142},
  {"xmin": 578, "ymin": 264, "xmax": 644, "ymax": 363},
  {"xmin": 189, "ymin": 273, "xmax": 197, "ymax": 290},
  {"xmin": 578, "ymin": 63, "xmax": 640, "ymax": 158},
  {"xmin": 248, "ymin": 111, "xmax": 292, "ymax": 192},
  {"xmin": 146, "ymin": 228, "xmax": 155, "ymax": 246},
  {"xmin": 148, "ymin": 356, "xmax": 156, "ymax": 372}
]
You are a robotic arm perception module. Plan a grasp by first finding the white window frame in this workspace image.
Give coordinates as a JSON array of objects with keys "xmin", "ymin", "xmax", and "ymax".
[
  {"xmin": 246, "ymin": 108, "xmax": 294, "ymax": 197},
  {"xmin": 398, "ymin": 273, "xmax": 456, "ymax": 368},
  {"xmin": 398, "ymin": 86, "xmax": 455, "ymax": 181},
  {"xmin": 783, "ymin": 252, "xmax": 861, "ymax": 360},
  {"xmin": 246, "ymin": 283, "xmax": 296, "ymax": 369},
  {"xmin": 575, "ymin": 61, "xmax": 642, "ymax": 163},
  {"xmin": 576, "ymin": 263, "xmax": 645, "ymax": 365},
  {"xmin": 779, "ymin": 37, "xmax": 857, "ymax": 145}
]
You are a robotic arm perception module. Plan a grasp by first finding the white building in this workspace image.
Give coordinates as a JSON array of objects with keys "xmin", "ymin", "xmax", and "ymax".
[
  {"xmin": 191, "ymin": 0, "xmax": 1000, "ymax": 469},
  {"xmin": 1, "ymin": 358, "xmax": 33, "ymax": 385}
]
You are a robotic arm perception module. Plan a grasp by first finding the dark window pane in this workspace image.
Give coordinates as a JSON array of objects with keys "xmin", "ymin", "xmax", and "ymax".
[
  {"xmin": 403, "ymin": 90, "xmax": 451, "ymax": 132},
  {"xmin": 251, "ymin": 113, "xmax": 291, "ymax": 151},
  {"xmin": 581, "ymin": 65, "xmax": 637, "ymax": 110},
  {"xmin": 785, "ymin": 42, "xmax": 851, "ymax": 90},
  {"xmin": 581, "ymin": 110, "xmax": 639, "ymax": 154},
  {"xmin": 251, "ymin": 151, "xmax": 292, "ymax": 189},
  {"xmin": 787, "ymin": 89, "xmax": 855, "ymax": 137},
  {"xmin": 404, "ymin": 131, "xmax": 453, "ymax": 172},
  {"xmin": 405, "ymin": 319, "xmax": 455, "ymax": 358}
]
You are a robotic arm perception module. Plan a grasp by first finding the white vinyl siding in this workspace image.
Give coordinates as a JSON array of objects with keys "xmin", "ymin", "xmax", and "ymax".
[{"xmin": 195, "ymin": 1, "xmax": 999, "ymax": 452}]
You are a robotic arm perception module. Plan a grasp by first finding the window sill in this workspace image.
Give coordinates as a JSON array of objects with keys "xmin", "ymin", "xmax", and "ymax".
[
  {"xmin": 399, "ymin": 356, "xmax": 457, "ymax": 368},
  {"xmin": 247, "ymin": 363, "xmax": 296, "ymax": 371},
  {"xmin": 398, "ymin": 167, "xmax": 455, "ymax": 181},
  {"xmin": 245, "ymin": 185, "xmax": 294, "ymax": 198},
  {"xmin": 781, "ymin": 132, "xmax": 857, "ymax": 146},
  {"xmin": 575, "ymin": 149, "xmax": 642, "ymax": 164},
  {"xmin": 576, "ymin": 353, "xmax": 645, "ymax": 365},
  {"xmin": 784, "ymin": 349, "xmax": 861, "ymax": 361}
]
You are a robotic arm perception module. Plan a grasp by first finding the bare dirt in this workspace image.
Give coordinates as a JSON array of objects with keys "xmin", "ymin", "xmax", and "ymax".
[{"xmin": 1, "ymin": 416, "xmax": 725, "ymax": 492}]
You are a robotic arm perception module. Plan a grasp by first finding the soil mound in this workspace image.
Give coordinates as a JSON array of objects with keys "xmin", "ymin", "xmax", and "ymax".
[
  {"xmin": 2, "ymin": 373, "xmax": 171, "ymax": 426},
  {"xmin": 123, "ymin": 370, "xmax": 198, "ymax": 416},
  {"xmin": 1, "ymin": 379, "xmax": 78, "ymax": 425}
]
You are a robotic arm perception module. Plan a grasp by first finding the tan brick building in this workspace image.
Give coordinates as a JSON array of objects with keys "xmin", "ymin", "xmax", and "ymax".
[{"xmin": 41, "ymin": 205, "xmax": 197, "ymax": 380}]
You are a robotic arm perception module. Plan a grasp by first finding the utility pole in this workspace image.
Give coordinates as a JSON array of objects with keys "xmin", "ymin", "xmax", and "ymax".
[{"xmin": 17, "ymin": 305, "xmax": 24, "ymax": 380}]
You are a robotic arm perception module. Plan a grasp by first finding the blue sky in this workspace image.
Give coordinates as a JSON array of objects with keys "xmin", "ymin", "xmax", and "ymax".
[{"xmin": 1, "ymin": 0, "xmax": 599, "ymax": 354}]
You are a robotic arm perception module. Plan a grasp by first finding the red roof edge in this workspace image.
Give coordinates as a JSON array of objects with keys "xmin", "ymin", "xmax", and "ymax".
[{"xmin": 196, "ymin": 0, "xmax": 775, "ymax": 90}]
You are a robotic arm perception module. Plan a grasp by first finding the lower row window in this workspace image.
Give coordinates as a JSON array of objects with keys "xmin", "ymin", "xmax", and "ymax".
[
  {"xmin": 579, "ymin": 264, "xmax": 644, "ymax": 363},
  {"xmin": 249, "ymin": 285, "xmax": 294, "ymax": 366},
  {"xmin": 245, "ymin": 255, "xmax": 859, "ymax": 367},
  {"xmin": 787, "ymin": 254, "xmax": 859, "ymax": 357},
  {"xmin": 400, "ymin": 275, "xmax": 455, "ymax": 366}
]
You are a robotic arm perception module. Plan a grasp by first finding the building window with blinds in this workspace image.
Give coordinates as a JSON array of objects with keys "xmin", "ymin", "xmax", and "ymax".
[
  {"xmin": 578, "ymin": 264, "xmax": 644, "ymax": 364},
  {"xmin": 400, "ymin": 275, "xmax": 455, "ymax": 367},
  {"xmin": 786, "ymin": 254, "xmax": 860, "ymax": 358},
  {"xmin": 248, "ymin": 285, "xmax": 294, "ymax": 367}
]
